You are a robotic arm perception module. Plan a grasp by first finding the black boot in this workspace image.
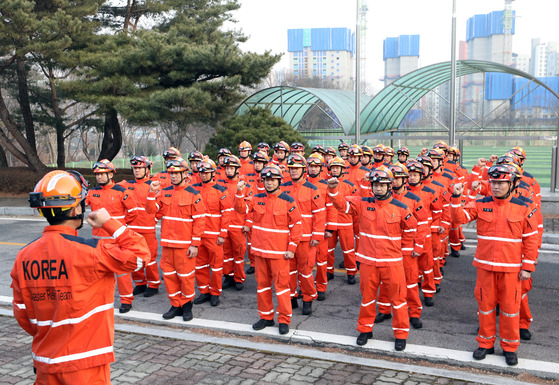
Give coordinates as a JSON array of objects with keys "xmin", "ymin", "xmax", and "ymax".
[
  {"xmin": 193, "ymin": 293, "xmax": 211, "ymax": 304},
  {"xmin": 279, "ymin": 323, "xmax": 289, "ymax": 335},
  {"xmin": 356, "ymin": 331, "xmax": 372, "ymax": 346},
  {"xmin": 317, "ymin": 291, "xmax": 326, "ymax": 301},
  {"xmin": 235, "ymin": 281, "xmax": 244, "ymax": 291},
  {"xmin": 144, "ymin": 287, "xmax": 159, "ymax": 297},
  {"xmin": 347, "ymin": 275, "xmax": 356, "ymax": 285},
  {"xmin": 246, "ymin": 266, "xmax": 255, "ymax": 274},
  {"xmin": 520, "ymin": 328, "xmax": 532, "ymax": 341},
  {"xmin": 210, "ymin": 295, "xmax": 220, "ymax": 307},
  {"xmin": 374, "ymin": 312, "xmax": 391, "ymax": 323},
  {"xmin": 252, "ymin": 318, "xmax": 274, "ymax": 330},
  {"xmin": 424, "ymin": 297, "xmax": 434, "ymax": 307},
  {"xmin": 394, "ymin": 338, "xmax": 406, "ymax": 351},
  {"xmin": 291, "ymin": 297, "xmax": 299, "ymax": 309},
  {"xmin": 119, "ymin": 303, "xmax": 132, "ymax": 314},
  {"xmin": 302, "ymin": 301, "xmax": 312, "ymax": 315},
  {"xmin": 473, "ymin": 347, "xmax": 494, "ymax": 360},
  {"xmin": 435, "ymin": 284, "xmax": 440, "ymax": 293},
  {"xmin": 410, "ymin": 317, "xmax": 423, "ymax": 329},
  {"xmin": 460, "ymin": 243, "xmax": 466, "ymax": 250},
  {"xmin": 222, "ymin": 275, "xmax": 235, "ymax": 289},
  {"xmin": 162, "ymin": 306, "xmax": 183, "ymax": 319},
  {"xmin": 339, "ymin": 261, "xmax": 345, "ymax": 269},
  {"xmin": 133, "ymin": 284, "xmax": 146, "ymax": 295},
  {"xmin": 450, "ymin": 249, "xmax": 460, "ymax": 258},
  {"xmin": 504, "ymin": 351, "xmax": 518, "ymax": 366},
  {"xmin": 327, "ymin": 272, "xmax": 335, "ymax": 281},
  {"xmin": 182, "ymin": 301, "xmax": 193, "ymax": 322}
]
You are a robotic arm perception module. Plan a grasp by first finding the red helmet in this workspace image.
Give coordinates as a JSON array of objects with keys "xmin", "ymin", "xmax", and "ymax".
[
  {"xmin": 166, "ymin": 158, "xmax": 190, "ymax": 172},
  {"xmin": 347, "ymin": 144, "xmax": 363, "ymax": 156},
  {"xmin": 311, "ymin": 144, "xmax": 326, "ymax": 155},
  {"xmin": 448, "ymin": 146, "xmax": 460, "ymax": 157},
  {"xmin": 496, "ymin": 154, "xmax": 518, "ymax": 166},
  {"xmin": 384, "ymin": 146, "xmax": 395, "ymax": 157},
  {"xmin": 406, "ymin": 160, "xmax": 425, "ymax": 175},
  {"xmin": 130, "ymin": 156, "xmax": 152, "ymax": 169},
  {"xmin": 239, "ymin": 141, "xmax": 252, "ymax": 151},
  {"xmin": 253, "ymin": 151, "xmax": 270, "ymax": 163},
  {"xmin": 287, "ymin": 154, "xmax": 307, "ymax": 168},
  {"xmin": 427, "ymin": 148, "xmax": 444, "ymax": 160},
  {"xmin": 188, "ymin": 151, "xmax": 204, "ymax": 161},
  {"xmin": 260, "ymin": 164, "xmax": 283, "ymax": 180},
  {"xmin": 223, "ymin": 155, "xmax": 241, "ymax": 168},
  {"xmin": 389, "ymin": 163, "xmax": 409, "ymax": 178},
  {"xmin": 291, "ymin": 142, "xmax": 305, "ymax": 151},
  {"xmin": 397, "ymin": 146, "xmax": 410, "ymax": 157},
  {"xmin": 163, "ymin": 147, "xmax": 181, "ymax": 160},
  {"xmin": 197, "ymin": 160, "xmax": 217, "ymax": 173},
  {"xmin": 29, "ymin": 170, "xmax": 88, "ymax": 209},
  {"xmin": 361, "ymin": 145, "xmax": 373, "ymax": 157},
  {"xmin": 488, "ymin": 164, "xmax": 517, "ymax": 183},
  {"xmin": 338, "ymin": 142, "xmax": 350, "ymax": 151},
  {"xmin": 274, "ymin": 141, "xmax": 290, "ymax": 152},
  {"xmin": 368, "ymin": 166, "xmax": 394, "ymax": 183},
  {"xmin": 217, "ymin": 148, "xmax": 232, "ymax": 158},
  {"xmin": 509, "ymin": 147, "xmax": 526, "ymax": 162},
  {"xmin": 93, "ymin": 159, "xmax": 116, "ymax": 174}
]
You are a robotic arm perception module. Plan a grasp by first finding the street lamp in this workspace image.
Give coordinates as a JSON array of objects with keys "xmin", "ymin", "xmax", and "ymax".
[
  {"xmin": 449, "ymin": 0, "xmax": 457, "ymax": 146},
  {"xmin": 355, "ymin": 0, "xmax": 361, "ymax": 144}
]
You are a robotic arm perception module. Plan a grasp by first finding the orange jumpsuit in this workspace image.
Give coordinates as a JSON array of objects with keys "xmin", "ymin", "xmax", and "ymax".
[
  {"xmin": 219, "ymin": 177, "xmax": 253, "ymax": 284},
  {"xmin": 235, "ymin": 190, "xmax": 303, "ymax": 324},
  {"xmin": 11, "ymin": 219, "xmax": 150, "ymax": 384},
  {"xmin": 329, "ymin": 187, "xmax": 418, "ymax": 339},
  {"xmin": 191, "ymin": 181, "xmax": 230, "ymax": 297},
  {"xmin": 119, "ymin": 177, "xmax": 160, "ymax": 290},
  {"xmin": 86, "ymin": 181, "xmax": 137, "ymax": 306},
  {"xmin": 239, "ymin": 157, "xmax": 254, "ymax": 177},
  {"xmin": 151, "ymin": 170, "xmax": 173, "ymax": 189},
  {"xmin": 145, "ymin": 184, "xmax": 206, "ymax": 307},
  {"xmin": 451, "ymin": 194, "xmax": 539, "ymax": 352},
  {"xmin": 280, "ymin": 179, "xmax": 326, "ymax": 302},
  {"xmin": 378, "ymin": 188, "xmax": 429, "ymax": 319},
  {"xmin": 327, "ymin": 177, "xmax": 358, "ymax": 278},
  {"xmin": 245, "ymin": 171, "xmax": 263, "ymax": 268},
  {"xmin": 307, "ymin": 176, "xmax": 337, "ymax": 294},
  {"xmin": 408, "ymin": 183, "xmax": 441, "ymax": 299},
  {"xmin": 433, "ymin": 169, "xmax": 454, "ymax": 261}
]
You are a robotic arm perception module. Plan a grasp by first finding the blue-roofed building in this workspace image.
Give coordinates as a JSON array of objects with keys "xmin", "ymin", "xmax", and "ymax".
[
  {"xmin": 383, "ymin": 35, "xmax": 420, "ymax": 87},
  {"xmin": 287, "ymin": 28, "xmax": 355, "ymax": 90}
]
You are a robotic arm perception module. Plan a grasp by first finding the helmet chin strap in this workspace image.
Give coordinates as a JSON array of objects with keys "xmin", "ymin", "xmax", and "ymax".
[
  {"xmin": 226, "ymin": 169, "xmax": 239, "ymax": 180},
  {"xmin": 201, "ymin": 174, "xmax": 214, "ymax": 184},
  {"xmin": 291, "ymin": 170, "xmax": 304, "ymax": 182},
  {"xmin": 308, "ymin": 171, "xmax": 320, "ymax": 178},
  {"xmin": 372, "ymin": 184, "xmax": 392, "ymax": 200},
  {"xmin": 67, "ymin": 201, "xmax": 86, "ymax": 230},
  {"xmin": 172, "ymin": 172, "xmax": 186, "ymax": 186},
  {"xmin": 265, "ymin": 182, "xmax": 280, "ymax": 194},
  {"xmin": 495, "ymin": 181, "xmax": 513, "ymax": 200}
]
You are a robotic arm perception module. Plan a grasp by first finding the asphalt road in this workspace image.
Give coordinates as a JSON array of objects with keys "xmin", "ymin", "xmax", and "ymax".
[{"xmin": 1, "ymin": 216, "xmax": 558, "ymax": 371}]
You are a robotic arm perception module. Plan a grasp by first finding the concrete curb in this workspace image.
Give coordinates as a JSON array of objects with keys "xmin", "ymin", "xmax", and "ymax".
[{"xmin": 0, "ymin": 207, "xmax": 39, "ymax": 216}]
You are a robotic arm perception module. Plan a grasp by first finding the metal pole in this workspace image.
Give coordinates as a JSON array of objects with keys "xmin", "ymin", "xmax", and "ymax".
[
  {"xmin": 449, "ymin": 0, "xmax": 457, "ymax": 146},
  {"xmin": 355, "ymin": 0, "xmax": 361, "ymax": 144},
  {"xmin": 551, "ymin": 146, "xmax": 558, "ymax": 193}
]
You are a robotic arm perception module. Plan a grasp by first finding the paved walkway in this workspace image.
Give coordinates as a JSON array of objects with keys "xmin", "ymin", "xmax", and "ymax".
[{"xmin": 0, "ymin": 314, "xmax": 485, "ymax": 385}]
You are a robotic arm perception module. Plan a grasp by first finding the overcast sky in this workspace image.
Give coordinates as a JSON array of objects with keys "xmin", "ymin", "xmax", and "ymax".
[{"xmin": 231, "ymin": 0, "xmax": 559, "ymax": 90}]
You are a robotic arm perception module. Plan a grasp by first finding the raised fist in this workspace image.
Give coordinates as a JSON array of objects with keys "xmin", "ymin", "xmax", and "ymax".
[
  {"xmin": 87, "ymin": 208, "xmax": 111, "ymax": 228},
  {"xmin": 237, "ymin": 180, "xmax": 246, "ymax": 191},
  {"xmin": 327, "ymin": 177, "xmax": 339, "ymax": 189},
  {"xmin": 476, "ymin": 158, "xmax": 487, "ymax": 168},
  {"xmin": 453, "ymin": 183, "xmax": 465, "ymax": 196},
  {"xmin": 150, "ymin": 180, "xmax": 161, "ymax": 192}
]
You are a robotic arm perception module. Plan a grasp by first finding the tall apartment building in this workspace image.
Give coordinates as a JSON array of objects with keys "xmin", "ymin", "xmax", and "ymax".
[
  {"xmin": 287, "ymin": 28, "xmax": 355, "ymax": 90},
  {"xmin": 382, "ymin": 35, "xmax": 420, "ymax": 87}
]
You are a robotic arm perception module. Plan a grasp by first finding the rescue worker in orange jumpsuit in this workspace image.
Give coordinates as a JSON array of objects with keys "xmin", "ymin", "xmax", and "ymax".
[
  {"xmin": 188, "ymin": 151, "xmax": 204, "ymax": 185},
  {"xmin": 397, "ymin": 147, "xmax": 410, "ymax": 164},
  {"xmin": 219, "ymin": 155, "xmax": 253, "ymax": 290},
  {"xmin": 383, "ymin": 147, "xmax": 396, "ymax": 165},
  {"xmin": 326, "ymin": 156, "xmax": 358, "ymax": 284},
  {"xmin": 235, "ymin": 165, "xmax": 303, "ymax": 335},
  {"xmin": 86, "ymin": 159, "xmax": 137, "ymax": 313},
  {"xmin": 244, "ymin": 151, "xmax": 270, "ymax": 274},
  {"xmin": 375, "ymin": 164, "xmax": 429, "ymax": 330},
  {"xmin": 215, "ymin": 148, "xmax": 232, "ymax": 180},
  {"xmin": 324, "ymin": 147, "xmax": 336, "ymax": 165},
  {"xmin": 429, "ymin": 148, "xmax": 453, "ymax": 267},
  {"xmin": 307, "ymin": 154, "xmax": 337, "ymax": 300},
  {"xmin": 338, "ymin": 142, "xmax": 350, "ymax": 160},
  {"xmin": 151, "ymin": 147, "xmax": 181, "ymax": 189},
  {"xmin": 120, "ymin": 156, "xmax": 161, "ymax": 298},
  {"xmin": 192, "ymin": 160, "xmax": 230, "ymax": 307},
  {"xmin": 290, "ymin": 142, "xmax": 305, "ymax": 156},
  {"xmin": 406, "ymin": 159, "xmax": 441, "ymax": 306},
  {"xmin": 239, "ymin": 141, "xmax": 254, "ymax": 177},
  {"xmin": 510, "ymin": 147, "xmax": 542, "ymax": 206},
  {"xmin": 146, "ymin": 158, "xmax": 206, "ymax": 322},
  {"xmin": 371, "ymin": 144, "xmax": 386, "ymax": 168},
  {"xmin": 346, "ymin": 144, "xmax": 370, "ymax": 189},
  {"xmin": 328, "ymin": 166, "xmax": 418, "ymax": 351},
  {"xmin": 452, "ymin": 165, "xmax": 539, "ymax": 366},
  {"xmin": 360, "ymin": 145, "xmax": 374, "ymax": 170},
  {"xmin": 281, "ymin": 154, "xmax": 326, "ymax": 315},
  {"xmin": 12, "ymin": 170, "xmax": 150, "ymax": 384},
  {"xmin": 447, "ymin": 146, "xmax": 469, "ymax": 257}
]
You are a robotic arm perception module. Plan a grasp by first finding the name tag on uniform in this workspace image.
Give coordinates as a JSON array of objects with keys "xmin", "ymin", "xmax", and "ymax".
[
  {"xmin": 165, "ymin": 194, "xmax": 172, "ymax": 197},
  {"xmin": 483, "ymin": 208, "xmax": 493, "ymax": 212},
  {"xmin": 367, "ymin": 207, "xmax": 375, "ymax": 211}
]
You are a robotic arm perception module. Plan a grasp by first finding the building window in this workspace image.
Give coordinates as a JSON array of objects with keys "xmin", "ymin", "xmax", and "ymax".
[{"xmin": 294, "ymin": 71, "xmax": 298, "ymax": 75}]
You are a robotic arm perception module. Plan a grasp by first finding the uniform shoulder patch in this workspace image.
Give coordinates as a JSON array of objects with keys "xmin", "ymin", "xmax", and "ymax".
[
  {"xmin": 112, "ymin": 184, "xmax": 126, "ymax": 192},
  {"xmin": 303, "ymin": 181, "xmax": 318, "ymax": 191},
  {"xmin": 390, "ymin": 199, "xmax": 408, "ymax": 210},
  {"xmin": 278, "ymin": 192, "xmax": 295, "ymax": 203},
  {"xmin": 343, "ymin": 179, "xmax": 355, "ymax": 187},
  {"xmin": 422, "ymin": 186, "xmax": 435, "ymax": 194},
  {"xmin": 163, "ymin": 186, "xmax": 174, "ymax": 191},
  {"xmin": 404, "ymin": 191, "xmax": 421, "ymax": 202},
  {"xmin": 319, "ymin": 179, "xmax": 328, "ymax": 185},
  {"xmin": 213, "ymin": 184, "xmax": 227, "ymax": 193},
  {"xmin": 510, "ymin": 196, "xmax": 528, "ymax": 208},
  {"xmin": 126, "ymin": 180, "xmax": 135, "ymax": 184},
  {"xmin": 186, "ymin": 186, "xmax": 200, "ymax": 195},
  {"xmin": 192, "ymin": 183, "xmax": 203, "ymax": 188},
  {"xmin": 361, "ymin": 197, "xmax": 375, "ymax": 203},
  {"xmin": 280, "ymin": 181, "xmax": 293, "ymax": 187},
  {"xmin": 477, "ymin": 196, "xmax": 494, "ymax": 203},
  {"xmin": 60, "ymin": 234, "xmax": 99, "ymax": 248},
  {"xmin": 432, "ymin": 180, "xmax": 444, "ymax": 188},
  {"xmin": 90, "ymin": 186, "xmax": 101, "ymax": 191},
  {"xmin": 254, "ymin": 193, "xmax": 267, "ymax": 198}
]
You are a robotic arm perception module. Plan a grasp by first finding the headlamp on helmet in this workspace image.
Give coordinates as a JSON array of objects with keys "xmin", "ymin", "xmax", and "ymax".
[{"xmin": 92, "ymin": 159, "xmax": 116, "ymax": 174}]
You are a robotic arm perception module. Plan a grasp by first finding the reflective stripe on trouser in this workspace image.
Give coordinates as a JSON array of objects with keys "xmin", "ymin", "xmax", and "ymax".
[
  {"xmin": 160, "ymin": 247, "xmax": 196, "ymax": 308},
  {"xmin": 116, "ymin": 273, "xmax": 134, "ymax": 305},
  {"xmin": 475, "ymin": 269, "xmax": 522, "ymax": 352},
  {"xmin": 291, "ymin": 241, "xmax": 318, "ymax": 302},
  {"xmin": 222, "ymin": 229, "xmax": 247, "ymax": 283},
  {"xmin": 255, "ymin": 255, "xmax": 292, "ymax": 324},
  {"xmin": 519, "ymin": 277, "xmax": 533, "ymax": 329},
  {"xmin": 327, "ymin": 228, "xmax": 356, "ymax": 275},
  {"xmin": 378, "ymin": 253, "xmax": 422, "ymax": 319},
  {"xmin": 459, "ymin": 226, "xmax": 466, "ymax": 243},
  {"xmin": 449, "ymin": 225, "xmax": 461, "ymax": 251},
  {"xmin": 36, "ymin": 363, "xmax": 111, "ymax": 385},
  {"xmin": 247, "ymin": 230, "xmax": 255, "ymax": 267},
  {"xmin": 315, "ymin": 239, "xmax": 329, "ymax": 292},
  {"xmin": 417, "ymin": 243, "xmax": 436, "ymax": 298},
  {"xmin": 132, "ymin": 232, "xmax": 160, "ymax": 288},
  {"xmin": 195, "ymin": 237, "xmax": 224, "ymax": 296},
  {"xmin": 357, "ymin": 263, "xmax": 409, "ymax": 339},
  {"xmin": 431, "ymin": 232, "xmax": 443, "ymax": 284}
]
